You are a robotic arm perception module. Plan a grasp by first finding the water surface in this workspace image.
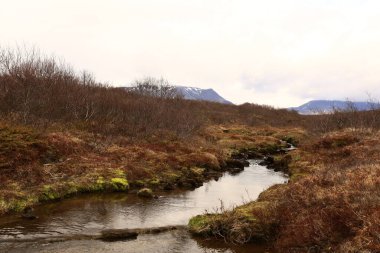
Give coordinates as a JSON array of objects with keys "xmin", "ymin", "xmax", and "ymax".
[{"xmin": 0, "ymin": 160, "xmax": 287, "ymax": 253}]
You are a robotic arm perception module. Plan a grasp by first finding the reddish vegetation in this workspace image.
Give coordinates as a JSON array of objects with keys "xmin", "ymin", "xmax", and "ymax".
[
  {"xmin": 0, "ymin": 48, "xmax": 300, "ymax": 138},
  {"xmin": 272, "ymin": 131, "xmax": 380, "ymax": 252},
  {"xmin": 191, "ymin": 130, "xmax": 380, "ymax": 253},
  {"xmin": 1, "ymin": 48, "xmax": 380, "ymax": 252},
  {"xmin": 0, "ymin": 121, "xmax": 292, "ymax": 214}
]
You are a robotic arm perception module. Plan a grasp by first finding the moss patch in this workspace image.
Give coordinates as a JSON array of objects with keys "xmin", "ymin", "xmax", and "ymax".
[
  {"xmin": 188, "ymin": 214, "xmax": 213, "ymax": 234},
  {"xmin": 109, "ymin": 178, "xmax": 129, "ymax": 191},
  {"xmin": 148, "ymin": 178, "xmax": 160, "ymax": 187},
  {"xmin": 40, "ymin": 185, "xmax": 60, "ymax": 201},
  {"xmin": 137, "ymin": 188, "xmax": 153, "ymax": 198}
]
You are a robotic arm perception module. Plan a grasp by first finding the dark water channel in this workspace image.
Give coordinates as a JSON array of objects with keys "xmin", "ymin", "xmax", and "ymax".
[{"xmin": 0, "ymin": 160, "xmax": 287, "ymax": 253}]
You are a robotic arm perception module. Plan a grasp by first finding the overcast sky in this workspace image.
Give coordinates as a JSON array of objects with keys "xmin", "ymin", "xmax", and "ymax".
[{"xmin": 1, "ymin": 0, "xmax": 380, "ymax": 107}]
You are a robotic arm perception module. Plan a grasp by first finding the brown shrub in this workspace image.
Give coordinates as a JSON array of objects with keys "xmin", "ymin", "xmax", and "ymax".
[
  {"xmin": 273, "ymin": 164, "xmax": 380, "ymax": 252},
  {"xmin": 177, "ymin": 152, "xmax": 221, "ymax": 170},
  {"xmin": 314, "ymin": 134, "xmax": 359, "ymax": 149},
  {"xmin": 0, "ymin": 47, "xmax": 302, "ymax": 139}
]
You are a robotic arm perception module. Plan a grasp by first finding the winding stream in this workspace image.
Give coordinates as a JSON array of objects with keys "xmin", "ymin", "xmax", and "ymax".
[{"xmin": 0, "ymin": 160, "xmax": 287, "ymax": 253}]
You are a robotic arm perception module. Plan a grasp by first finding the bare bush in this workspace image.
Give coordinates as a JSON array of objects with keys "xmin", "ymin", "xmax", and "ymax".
[
  {"xmin": 0, "ymin": 47, "xmax": 205, "ymax": 137},
  {"xmin": 0, "ymin": 47, "xmax": 302, "ymax": 138},
  {"xmin": 129, "ymin": 77, "xmax": 181, "ymax": 99},
  {"xmin": 306, "ymin": 99, "xmax": 380, "ymax": 134}
]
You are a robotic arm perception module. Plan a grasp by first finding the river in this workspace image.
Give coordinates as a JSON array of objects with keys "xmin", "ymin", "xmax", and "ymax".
[{"xmin": 0, "ymin": 160, "xmax": 287, "ymax": 253}]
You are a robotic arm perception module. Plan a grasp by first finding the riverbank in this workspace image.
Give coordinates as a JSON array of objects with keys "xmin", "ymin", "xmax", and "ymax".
[
  {"xmin": 0, "ymin": 157, "xmax": 287, "ymax": 253},
  {"xmin": 0, "ymin": 121, "xmax": 303, "ymax": 215},
  {"xmin": 189, "ymin": 129, "xmax": 380, "ymax": 253}
]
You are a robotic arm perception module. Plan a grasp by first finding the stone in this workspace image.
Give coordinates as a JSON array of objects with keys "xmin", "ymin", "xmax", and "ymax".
[
  {"xmin": 137, "ymin": 188, "xmax": 154, "ymax": 198},
  {"xmin": 225, "ymin": 159, "xmax": 247, "ymax": 169}
]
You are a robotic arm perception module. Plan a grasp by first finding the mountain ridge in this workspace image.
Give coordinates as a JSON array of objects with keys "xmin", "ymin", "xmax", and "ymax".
[
  {"xmin": 289, "ymin": 100, "xmax": 379, "ymax": 114},
  {"xmin": 175, "ymin": 86, "xmax": 233, "ymax": 104},
  {"xmin": 122, "ymin": 85, "xmax": 232, "ymax": 104}
]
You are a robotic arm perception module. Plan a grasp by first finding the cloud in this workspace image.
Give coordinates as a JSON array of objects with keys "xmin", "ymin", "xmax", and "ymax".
[{"xmin": 1, "ymin": 0, "xmax": 380, "ymax": 107}]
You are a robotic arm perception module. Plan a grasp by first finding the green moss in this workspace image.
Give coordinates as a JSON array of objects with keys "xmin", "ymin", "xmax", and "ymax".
[
  {"xmin": 40, "ymin": 185, "xmax": 60, "ymax": 201},
  {"xmin": 188, "ymin": 214, "xmax": 212, "ymax": 233},
  {"xmin": 235, "ymin": 205, "xmax": 257, "ymax": 222},
  {"xmin": 38, "ymin": 175, "xmax": 129, "ymax": 203},
  {"xmin": 106, "ymin": 169, "xmax": 129, "ymax": 191},
  {"xmin": 109, "ymin": 178, "xmax": 129, "ymax": 191},
  {"xmin": 66, "ymin": 181, "xmax": 79, "ymax": 195},
  {"xmin": 148, "ymin": 178, "xmax": 160, "ymax": 187},
  {"xmin": 113, "ymin": 169, "xmax": 126, "ymax": 178},
  {"xmin": 137, "ymin": 188, "xmax": 153, "ymax": 198},
  {"xmin": 9, "ymin": 200, "xmax": 28, "ymax": 212},
  {"xmin": 0, "ymin": 198, "xmax": 6, "ymax": 209},
  {"xmin": 93, "ymin": 176, "xmax": 106, "ymax": 191},
  {"xmin": 0, "ymin": 192, "xmax": 39, "ymax": 213},
  {"xmin": 189, "ymin": 201, "xmax": 273, "ymax": 242},
  {"xmin": 82, "ymin": 176, "xmax": 113, "ymax": 192},
  {"xmin": 8, "ymin": 196, "xmax": 38, "ymax": 212}
]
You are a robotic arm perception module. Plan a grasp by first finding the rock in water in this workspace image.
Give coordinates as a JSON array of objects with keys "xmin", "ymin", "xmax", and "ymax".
[
  {"xmin": 100, "ymin": 229, "xmax": 138, "ymax": 241},
  {"xmin": 21, "ymin": 207, "xmax": 38, "ymax": 220},
  {"xmin": 137, "ymin": 188, "xmax": 154, "ymax": 198},
  {"xmin": 228, "ymin": 167, "xmax": 244, "ymax": 175},
  {"xmin": 225, "ymin": 159, "xmax": 247, "ymax": 169}
]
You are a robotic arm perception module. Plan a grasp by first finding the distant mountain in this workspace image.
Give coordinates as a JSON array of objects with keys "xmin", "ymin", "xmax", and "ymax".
[
  {"xmin": 122, "ymin": 85, "xmax": 232, "ymax": 104},
  {"xmin": 289, "ymin": 100, "xmax": 379, "ymax": 115},
  {"xmin": 175, "ymin": 86, "xmax": 233, "ymax": 104}
]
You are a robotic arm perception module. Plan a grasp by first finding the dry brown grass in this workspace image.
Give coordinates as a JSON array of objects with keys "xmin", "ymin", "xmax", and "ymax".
[
  {"xmin": 202, "ymin": 125, "xmax": 305, "ymax": 152},
  {"xmin": 274, "ymin": 163, "xmax": 380, "ymax": 252},
  {"xmin": 277, "ymin": 132, "xmax": 380, "ymax": 252},
  {"xmin": 269, "ymin": 130, "xmax": 380, "ymax": 252},
  {"xmin": 2, "ymin": 47, "xmax": 378, "ymax": 252},
  {"xmin": 0, "ymin": 122, "xmax": 296, "ymax": 214},
  {"xmin": 190, "ymin": 129, "xmax": 380, "ymax": 253},
  {"xmin": 0, "ymin": 124, "xmax": 194, "ymax": 205}
]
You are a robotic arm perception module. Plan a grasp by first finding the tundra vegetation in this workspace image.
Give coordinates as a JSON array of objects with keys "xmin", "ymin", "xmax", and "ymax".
[{"xmin": 0, "ymin": 48, "xmax": 379, "ymax": 252}]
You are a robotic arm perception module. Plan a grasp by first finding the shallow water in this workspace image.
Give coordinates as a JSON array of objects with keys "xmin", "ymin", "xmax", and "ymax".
[{"xmin": 0, "ymin": 160, "xmax": 287, "ymax": 253}]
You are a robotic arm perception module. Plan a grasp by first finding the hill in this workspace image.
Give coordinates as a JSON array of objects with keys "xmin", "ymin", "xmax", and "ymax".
[
  {"xmin": 175, "ymin": 86, "xmax": 233, "ymax": 104},
  {"xmin": 290, "ymin": 100, "xmax": 379, "ymax": 114}
]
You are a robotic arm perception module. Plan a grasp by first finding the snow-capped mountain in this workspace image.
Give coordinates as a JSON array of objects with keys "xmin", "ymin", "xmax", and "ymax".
[
  {"xmin": 289, "ymin": 100, "xmax": 379, "ymax": 115},
  {"xmin": 123, "ymin": 84, "xmax": 232, "ymax": 104},
  {"xmin": 175, "ymin": 86, "xmax": 233, "ymax": 104}
]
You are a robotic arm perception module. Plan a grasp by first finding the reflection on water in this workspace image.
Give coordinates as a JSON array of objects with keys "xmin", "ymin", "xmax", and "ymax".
[
  {"xmin": 0, "ymin": 160, "xmax": 287, "ymax": 252},
  {"xmin": 1, "ymin": 230, "xmax": 270, "ymax": 253}
]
